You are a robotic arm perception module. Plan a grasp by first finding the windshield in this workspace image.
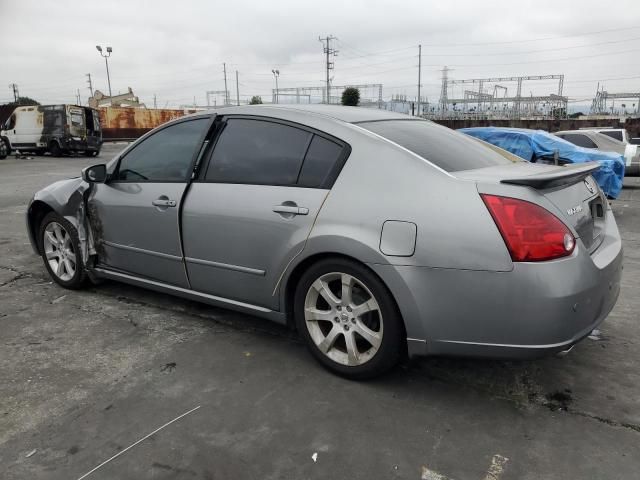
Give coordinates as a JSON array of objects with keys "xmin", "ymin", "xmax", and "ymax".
[{"xmin": 358, "ymin": 120, "xmax": 520, "ymax": 172}]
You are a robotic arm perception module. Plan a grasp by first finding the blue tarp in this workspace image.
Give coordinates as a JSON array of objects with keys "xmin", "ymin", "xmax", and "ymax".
[{"xmin": 459, "ymin": 127, "xmax": 625, "ymax": 199}]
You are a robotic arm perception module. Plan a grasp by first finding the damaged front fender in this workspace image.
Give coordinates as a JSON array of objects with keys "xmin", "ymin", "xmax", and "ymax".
[{"xmin": 27, "ymin": 177, "xmax": 98, "ymax": 272}]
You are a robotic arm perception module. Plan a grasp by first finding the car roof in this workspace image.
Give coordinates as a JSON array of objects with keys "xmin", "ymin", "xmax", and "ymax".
[
  {"xmin": 555, "ymin": 129, "xmax": 624, "ymax": 142},
  {"xmin": 201, "ymin": 104, "xmax": 415, "ymax": 124}
]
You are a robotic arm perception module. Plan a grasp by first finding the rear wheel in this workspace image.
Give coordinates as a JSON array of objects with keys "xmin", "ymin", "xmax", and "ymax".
[
  {"xmin": 294, "ymin": 258, "xmax": 403, "ymax": 379},
  {"xmin": 39, "ymin": 212, "xmax": 87, "ymax": 289},
  {"xmin": 49, "ymin": 141, "xmax": 63, "ymax": 157}
]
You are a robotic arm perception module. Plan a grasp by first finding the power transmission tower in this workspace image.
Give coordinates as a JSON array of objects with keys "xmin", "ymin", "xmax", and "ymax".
[
  {"xmin": 9, "ymin": 83, "xmax": 19, "ymax": 102},
  {"xmin": 439, "ymin": 66, "xmax": 451, "ymax": 114},
  {"xmin": 86, "ymin": 74, "xmax": 94, "ymax": 98},
  {"xmin": 76, "ymin": 88, "xmax": 81, "ymax": 105},
  {"xmin": 417, "ymin": 44, "xmax": 422, "ymax": 117},
  {"xmin": 236, "ymin": 70, "xmax": 240, "ymax": 106},
  {"xmin": 319, "ymin": 35, "xmax": 338, "ymax": 104},
  {"xmin": 223, "ymin": 63, "xmax": 229, "ymax": 106}
]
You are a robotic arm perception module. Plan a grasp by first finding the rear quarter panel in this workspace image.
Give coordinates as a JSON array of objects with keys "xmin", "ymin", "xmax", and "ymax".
[{"xmin": 307, "ymin": 126, "xmax": 513, "ymax": 272}]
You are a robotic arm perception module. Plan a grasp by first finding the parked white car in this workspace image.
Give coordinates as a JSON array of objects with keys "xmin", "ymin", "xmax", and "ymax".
[{"xmin": 555, "ymin": 129, "xmax": 639, "ymax": 175}]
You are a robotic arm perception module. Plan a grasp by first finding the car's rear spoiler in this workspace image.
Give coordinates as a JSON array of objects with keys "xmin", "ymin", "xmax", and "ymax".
[{"xmin": 500, "ymin": 162, "xmax": 600, "ymax": 189}]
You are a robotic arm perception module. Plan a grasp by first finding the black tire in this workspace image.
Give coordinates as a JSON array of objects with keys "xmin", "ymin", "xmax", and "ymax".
[
  {"xmin": 294, "ymin": 258, "xmax": 403, "ymax": 379},
  {"xmin": 38, "ymin": 212, "xmax": 88, "ymax": 289},
  {"xmin": 49, "ymin": 141, "xmax": 63, "ymax": 157},
  {"xmin": 0, "ymin": 139, "xmax": 9, "ymax": 159}
]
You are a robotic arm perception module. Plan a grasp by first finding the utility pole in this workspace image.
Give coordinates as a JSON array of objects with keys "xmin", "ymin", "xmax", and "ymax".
[
  {"xmin": 76, "ymin": 88, "xmax": 81, "ymax": 105},
  {"xmin": 235, "ymin": 70, "xmax": 240, "ymax": 106},
  {"xmin": 319, "ymin": 35, "xmax": 338, "ymax": 104},
  {"xmin": 9, "ymin": 83, "xmax": 19, "ymax": 102},
  {"xmin": 153, "ymin": 94, "xmax": 157, "ymax": 109},
  {"xmin": 271, "ymin": 69, "xmax": 280, "ymax": 103},
  {"xmin": 223, "ymin": 63, "xmax": 229, "ymax": 106},
  {"xmin": 86, "ymin": 73, "xmax": 94, "ymax": 98},
  {"xmin": 417, "ymin": 44, "xmax": 422, "ymax": 117}
]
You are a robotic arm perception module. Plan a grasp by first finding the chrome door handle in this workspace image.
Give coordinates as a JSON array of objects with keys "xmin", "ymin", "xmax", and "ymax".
[
  {"xmin": 152, "ymin": 199, "xmax": 177, "ymax": 207},
  {"xmin": 272, "ymin": 205, "xmax": 309, "ymax": 215}
]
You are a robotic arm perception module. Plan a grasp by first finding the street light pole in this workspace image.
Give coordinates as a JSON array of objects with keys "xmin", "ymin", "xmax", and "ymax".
[
  {"xmin": 272, "ymin": 69, "xmax": 280, "ymax": 104},
  {"xmin": 95, "ymin": 45, "xmax": 113, "ymax": 98}
]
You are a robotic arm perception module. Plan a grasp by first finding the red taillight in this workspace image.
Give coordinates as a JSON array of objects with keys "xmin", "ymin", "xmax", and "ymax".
[{"xmin": 481, "ymin": 194, "xmax": 575, "ymax": 262}]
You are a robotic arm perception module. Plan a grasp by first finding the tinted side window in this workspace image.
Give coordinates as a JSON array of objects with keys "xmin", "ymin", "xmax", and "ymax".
[
  {"xmin": 600, "ymin": 130, "xmax": 623, "ymax": 142},
  {"xmin": 298, "ymin": 135, "xmax": 344, "ymax": 188},
  {"xmin": 115, "ymin": 118, "xmax": 208, "ymax": 182},
  {"xmin": 206, "ymin": 119, "xmax": 311, "ymax": 185},
  {"xmin": 562, "ymin": 133, "xmax": 598, "ymax": 149}
]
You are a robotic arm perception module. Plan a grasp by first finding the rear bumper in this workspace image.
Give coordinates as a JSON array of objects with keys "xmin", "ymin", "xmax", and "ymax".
[
  {"xmin": 62, "ymin": 137, "xmax": 102, "ymax": 152},
  {"xmin": 371, "ymin": 208, "xmax": 623, "ymax": 359}
]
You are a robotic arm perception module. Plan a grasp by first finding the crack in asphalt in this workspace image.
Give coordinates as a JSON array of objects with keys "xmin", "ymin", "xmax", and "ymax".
[
  {"xmin": 0, "ymin": 265, "xmax": 33, "ymax": 287},
  {"xmin": 3, "ymin": 264, "xmax": 639, "ymax": 435},
  {"xmin": 417, "ymin": 365, "xmax": 640, "ymax": 435}
]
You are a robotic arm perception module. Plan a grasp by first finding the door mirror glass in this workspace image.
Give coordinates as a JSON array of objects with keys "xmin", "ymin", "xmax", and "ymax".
[{"xmin": 82, "ymin": 164, "xmax": 107, "ymax": 183}]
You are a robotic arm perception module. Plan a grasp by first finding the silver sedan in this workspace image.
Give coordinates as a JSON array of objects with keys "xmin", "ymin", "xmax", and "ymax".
[{"xmin": 26, "ymin": 105, "xmax": 623, "ymax": 378}]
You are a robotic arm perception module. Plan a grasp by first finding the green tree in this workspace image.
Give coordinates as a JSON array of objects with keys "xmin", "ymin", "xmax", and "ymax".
[
  {"xmin": 249, "ymin": 95, "xmax": 263, "ymax": 105},
  {"xmin": 341, "ymin": 87, "xmax": 360, "ymax": 106}
]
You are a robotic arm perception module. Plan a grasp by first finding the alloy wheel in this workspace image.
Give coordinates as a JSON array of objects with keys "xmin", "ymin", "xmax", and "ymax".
[
  {"xmin": 304, "ymin": 272, "xmax": 383, "ymax": 366},
  {"xmin": 43, "ymin": 222, "xmax": 77, "ymax": 282}
]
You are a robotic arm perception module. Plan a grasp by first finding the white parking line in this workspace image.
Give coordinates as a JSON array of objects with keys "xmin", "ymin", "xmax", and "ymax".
[
  {"xmin": 421, "ymin": 465, "xmax": 451, "ymax": 480},
  {"xmin": 421, "ymin": 454, "xmax": 509, "ymax": 480},
  {"xmin": 483, "ymin": 454, "xmax": 509, "ymax": 480}
]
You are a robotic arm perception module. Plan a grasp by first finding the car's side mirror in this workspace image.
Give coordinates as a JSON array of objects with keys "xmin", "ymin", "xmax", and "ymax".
[{"xmin": 82, "ymin": 164, "xmax": 107, "ymax": 183}]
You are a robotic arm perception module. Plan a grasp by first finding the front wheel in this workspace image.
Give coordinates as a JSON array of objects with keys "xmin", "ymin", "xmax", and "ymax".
[
  {"xmin": 39, "ymin": 212, "xmax": 87, "ymax": 289},
  {"xmin": 49, "ymin": 141, "xmax": 63, "ymax": 157},
  {"xmin": 294, "ymin": 258, "xmax": 403, "ymax": 379},
  {"xmin": 0, "ymin": 139, "xmax": 9, "ymax": 159}
]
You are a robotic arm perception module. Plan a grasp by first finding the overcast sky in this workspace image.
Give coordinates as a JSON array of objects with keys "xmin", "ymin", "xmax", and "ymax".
[{"xmin": 1, "ymin": 0, "xmax": 640, "ymax": 109}]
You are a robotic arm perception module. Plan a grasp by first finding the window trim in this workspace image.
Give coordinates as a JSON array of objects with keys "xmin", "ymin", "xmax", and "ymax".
[
  {"xmin": 197, "ymin": 114, "xmax": 351, "ymax": 189},
  {"xmin": 109, "ymin": 114, "xmax": 215, "ymax": 184}
]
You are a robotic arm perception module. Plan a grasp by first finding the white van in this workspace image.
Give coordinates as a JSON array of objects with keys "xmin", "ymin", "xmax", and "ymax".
[{"xmin": 0, "ymin": 104, "xmax": 102, "ymax": 159}]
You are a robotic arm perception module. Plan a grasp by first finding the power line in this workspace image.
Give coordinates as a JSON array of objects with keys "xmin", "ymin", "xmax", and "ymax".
[
  {"xmin": 413, "ymin": 35, "xmax": 640, "ymax": 57},
  {"xmin": 418, "ymin": 25, "xmax": 640, "ymax": 47},
  {"xmin": 445, "ymin": 47, "xmax": 640, "ymax": 68}
]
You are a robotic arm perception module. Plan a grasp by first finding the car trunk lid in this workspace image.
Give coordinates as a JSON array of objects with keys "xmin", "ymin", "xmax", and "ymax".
[{"xmin": 457, "ymin": 162, "xmax": 607, "ymax": 253}]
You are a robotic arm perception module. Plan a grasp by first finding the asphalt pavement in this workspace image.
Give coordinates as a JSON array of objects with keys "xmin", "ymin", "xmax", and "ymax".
[{"xmin": 1, "ymin": 143, "xmax": 639, "ymax": 479}]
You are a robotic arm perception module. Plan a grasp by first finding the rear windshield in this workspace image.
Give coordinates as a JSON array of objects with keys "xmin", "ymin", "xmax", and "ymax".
[
  {"xmin": 599, "ymin": 130, "xmax": 623, "ymax": 142},
  {"xmin": 358, "ymin": 120, "xmax": 519, "ymax": 172}
]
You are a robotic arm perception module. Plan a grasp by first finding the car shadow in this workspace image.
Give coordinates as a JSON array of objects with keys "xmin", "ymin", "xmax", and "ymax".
[{"xmin": 90, "ymin": 278, "xmax": 578, "ymax": 413}]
